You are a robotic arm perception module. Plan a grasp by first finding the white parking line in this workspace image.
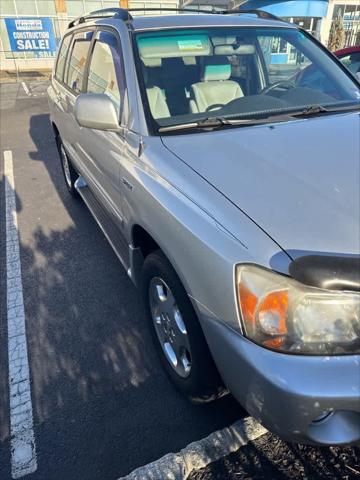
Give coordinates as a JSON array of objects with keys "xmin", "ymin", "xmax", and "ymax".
[
  {"xmin": 120, "ymin": 416, "xmax": 267, "ymax": 480},
  {"xmin": 21, "ymin": 82, "xmax": 31, "ymax": 96},
  {"xmin": 4, "ymin": 150, "xmax": 37, "ymax": 479}
]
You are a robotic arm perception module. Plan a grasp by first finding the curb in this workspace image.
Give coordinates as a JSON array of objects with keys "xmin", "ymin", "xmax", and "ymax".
[{"xmin": 120, "ymin": 417, "xmax": 267, "ymax": 480}]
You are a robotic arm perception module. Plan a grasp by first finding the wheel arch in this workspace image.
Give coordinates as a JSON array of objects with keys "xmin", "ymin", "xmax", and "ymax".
[
  {"xmin": 132, "ymin": 224, "xmax": 160, "ymax": 259},
  {"xmin": 130, "ymin": 224, "xmax": 194, "ymax": 308}
]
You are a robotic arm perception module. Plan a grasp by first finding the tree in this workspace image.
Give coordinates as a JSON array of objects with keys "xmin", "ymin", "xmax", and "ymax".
[{"xmin": 328, "ymin": 11, "xmax": 345, "ymax": 51}]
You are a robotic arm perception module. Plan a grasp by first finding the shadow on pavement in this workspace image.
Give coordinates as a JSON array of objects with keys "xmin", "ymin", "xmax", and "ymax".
[{"xmin": 0, "ymin": 110, "xmax": 244, "ymax": 479}]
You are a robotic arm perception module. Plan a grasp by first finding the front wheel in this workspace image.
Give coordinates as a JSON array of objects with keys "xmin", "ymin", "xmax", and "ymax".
[
  {"xmin": 56, "ymin": 136, "xmax": 79, "ymax": 197},
  {"xmin": 141, "ymin": 250, "xmax": 226, "ymax": 403}
]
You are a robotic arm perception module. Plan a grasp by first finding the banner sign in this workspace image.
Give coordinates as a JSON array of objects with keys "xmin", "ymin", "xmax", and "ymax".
[{"xmin": 5, "ymin": 17, "xmax": 57, "ymax": 58}]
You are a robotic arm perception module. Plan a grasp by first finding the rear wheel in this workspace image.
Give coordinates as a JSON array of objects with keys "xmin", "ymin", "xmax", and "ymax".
[
  {"xmin": 56, "ymin": 136, "xmax": 79, "ymax": 197},
  {"xmin": 142, "ymin": 250, "xmax": 226, "ymax": 403}
]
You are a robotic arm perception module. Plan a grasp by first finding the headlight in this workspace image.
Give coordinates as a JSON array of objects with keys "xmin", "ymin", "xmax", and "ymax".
[{"xmin": 236, "ymin": 265, "xmax": 360, "ymax": 355}]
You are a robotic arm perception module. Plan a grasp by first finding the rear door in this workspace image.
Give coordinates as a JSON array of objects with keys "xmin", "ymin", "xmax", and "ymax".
[
  {"xmin": 78, "ymin": 28, "xmax": 127, "ymax": 223},
  {"xmin": 55, "ymin": 29, "xmax": 94, "ymax": 176},
  {"xmin": 50, "ymin": 32, "xmax": 72, "ymax": 136}
]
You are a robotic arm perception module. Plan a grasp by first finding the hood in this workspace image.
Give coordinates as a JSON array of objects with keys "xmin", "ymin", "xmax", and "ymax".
[{"xmin": 162, "ymin": 112, "xmax": 360, "ymax": 259}]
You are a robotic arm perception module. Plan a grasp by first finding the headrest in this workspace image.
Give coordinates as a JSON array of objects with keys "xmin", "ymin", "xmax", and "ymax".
[
  {"xmin": 183, "ymin": 56, "xmax": 196, "ymax": 66},
  {"xmin": 214, "ymin": 44, "xmax": 255, "ymax": 55},
  {"xmin": 202, "ymin": 56, "xmax": 231, "ymax": 82},
  {"xmin": 142, "ymin": 57, "xmax": 162, "ymax": 67}
]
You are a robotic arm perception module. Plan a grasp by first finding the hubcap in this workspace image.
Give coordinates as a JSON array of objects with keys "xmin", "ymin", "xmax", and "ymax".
[
  {"xmin": 60, "ymin": 143, "xmax": 72, "ymax": 188},
  {"xmin": 149, "ymin": 277, "xmax": 192, "ymax": 378}
]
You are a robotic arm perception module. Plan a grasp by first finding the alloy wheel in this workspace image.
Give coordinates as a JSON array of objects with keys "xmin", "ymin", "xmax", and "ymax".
[{"xmin": 149, "ymin": 277, "xmax": 192, "ymax": 378}]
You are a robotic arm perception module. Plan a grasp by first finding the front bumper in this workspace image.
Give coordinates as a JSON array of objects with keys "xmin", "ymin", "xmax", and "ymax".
[{"xmin": 202, "ymin": 316, "xmax": 360, "ymax": 445}]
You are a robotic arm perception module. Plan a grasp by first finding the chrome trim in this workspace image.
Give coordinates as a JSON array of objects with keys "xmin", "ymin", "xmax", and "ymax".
[{"xmin": 74, "ymin": 175, "xmax": 88, "ymax": 189}]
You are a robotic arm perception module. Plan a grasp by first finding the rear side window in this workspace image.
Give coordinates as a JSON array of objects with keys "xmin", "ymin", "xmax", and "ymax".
[
  {"xmin": 65, "ymin": 30, "xmax": 93, "ymax": 94},
  {"xmin": 86, "ymin": 31, "xmax": 125, "ymax": 115},
  {"xmin": 55, "ymin": 34, "xmax": 72, "ymax": 82}
]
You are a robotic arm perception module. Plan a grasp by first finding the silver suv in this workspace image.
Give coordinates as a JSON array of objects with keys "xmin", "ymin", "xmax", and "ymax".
[{"xmin": 48, "ymin": 7, "xmax": 360, "ymax": 446}]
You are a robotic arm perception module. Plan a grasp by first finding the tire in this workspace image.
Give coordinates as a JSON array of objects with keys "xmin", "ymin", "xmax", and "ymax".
[
  {"xmin": 56, "ymin": 136, "xmax": 79, "ymax": 197},
  {"xmin": 141, "ymin": 250, "xmax": 226, "ymax": 403}
]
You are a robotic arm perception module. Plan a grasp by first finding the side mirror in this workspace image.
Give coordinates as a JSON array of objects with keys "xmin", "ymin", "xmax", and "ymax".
[{"xmin": 74, "ymin": 93, "xmax": 120, "ymax": 131}]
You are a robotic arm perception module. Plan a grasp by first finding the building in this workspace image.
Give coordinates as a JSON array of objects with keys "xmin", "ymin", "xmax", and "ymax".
[
  {"xmin": 226, "ymin": 0, "xmax": 329, "ymax": 38},
  {"xmin": 322, "ymin": 1, "xmax": 360, "ymax": 47},
  {"xmin": 0, "ymin": 0, "xmax": 179, "ymax": 72}
]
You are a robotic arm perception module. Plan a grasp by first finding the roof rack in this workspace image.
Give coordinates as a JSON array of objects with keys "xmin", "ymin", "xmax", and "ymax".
[
  {"xmin": 68, "ymin": 7, "xmax": 285, "ymax": 29},
  {"xmin": 68, "ymin": 8, "xmax": 132, "ymax": 29},
  {"xmin": 224, "ymin": 9, "xmax": 284, "ymax": 22},
  {"xmin": 68, "ymin": 6, "xmax": 226, "ymax": 28}
]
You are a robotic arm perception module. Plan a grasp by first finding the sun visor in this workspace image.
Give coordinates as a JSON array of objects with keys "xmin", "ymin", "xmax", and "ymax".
[
  {"xmin": 214, "ymin": 44, "xmax": 255, "ymax": 55},
  {"xmin": 137, "ymin": 34, "xmax": 211, "ymax": 59}
]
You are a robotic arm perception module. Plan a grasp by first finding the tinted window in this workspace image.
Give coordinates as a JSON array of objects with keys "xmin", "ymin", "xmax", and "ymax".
[
  {"xmin": 55, "ymin": 34, "xmax": 72, "ymax": 82},
  {"xmin": 65, "ymin": 30, "xmax": 93, "ymax": 94},
  {"xmin": 87, "ymin": 31, "xmax": 124, "ymax": 115}
]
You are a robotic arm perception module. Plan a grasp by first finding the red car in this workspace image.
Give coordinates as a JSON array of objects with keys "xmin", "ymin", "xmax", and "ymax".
[{"xmin": 335, "ymin": 45, "xmax": 360, "ymax": 80}]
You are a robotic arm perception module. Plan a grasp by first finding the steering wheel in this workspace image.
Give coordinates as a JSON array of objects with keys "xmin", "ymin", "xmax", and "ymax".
[
  {"xmin": 261, "ymin": 80, "xmax": 296, "ymax": 95},
  {"xmin": 205, "ymin": 103, "xmax": 224, "ymax": 112}
]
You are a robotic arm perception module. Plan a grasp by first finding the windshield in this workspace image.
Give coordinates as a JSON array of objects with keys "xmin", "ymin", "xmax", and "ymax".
[{"xmin": 134, "ymin": 26, "xmax": 360, "ymax": 131}]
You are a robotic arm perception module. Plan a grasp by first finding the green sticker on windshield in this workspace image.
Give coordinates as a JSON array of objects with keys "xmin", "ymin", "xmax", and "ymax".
[{"xmin": 178, "ymin": 39, "xmax": 204, "ymax": 51}]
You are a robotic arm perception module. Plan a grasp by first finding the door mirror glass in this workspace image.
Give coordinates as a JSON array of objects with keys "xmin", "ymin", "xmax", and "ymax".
[{"xmin": 74, "ymin": 93, "xmax": 120, "ymax": 131}]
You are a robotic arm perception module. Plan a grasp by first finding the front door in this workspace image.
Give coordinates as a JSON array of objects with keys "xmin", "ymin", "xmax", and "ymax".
[{"xmin": 78, "ymin": 28, "xmax": 127, "ymax": 224}]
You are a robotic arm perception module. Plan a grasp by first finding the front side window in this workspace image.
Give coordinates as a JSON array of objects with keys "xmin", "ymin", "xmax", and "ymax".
[
  {"xmin": 55, "ymin": 34, "xmax": 72, "ymax": 82},
  {"xmin": 86, "ymin": 30, "xmax": 125, "ymax": 115},
  {"xmin": 65, "ymin": 30, "xmax": 93, "ymax": 94},
  {"xmin": 134, "ymin": 27, "xmax": 360, "ymax": 131}
]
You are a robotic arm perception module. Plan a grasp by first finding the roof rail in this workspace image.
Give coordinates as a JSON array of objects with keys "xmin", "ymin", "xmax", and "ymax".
[
  {"xmin": 224, "ymin": 9, "xmax": 284, "ymax": 23},
  {"xmin": 128, "ymin": 7, "xmax": 223, "ymax": 14},
  {"xmin": 68, "ymin": 8, "xmax": 132, "ymax": 29},
  {"xmin": 67, "ymin": 6, "xmax": 285, "ymax": 29}
]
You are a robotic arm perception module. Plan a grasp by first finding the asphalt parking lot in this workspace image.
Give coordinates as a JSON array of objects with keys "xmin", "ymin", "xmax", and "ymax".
[
  {"xmin": 0, "ymin": 81, "xmax": 245, "ymax": 480},
  {"xmin": 0, "ymin": 81, "xmax": 359, "ymax": 480}
]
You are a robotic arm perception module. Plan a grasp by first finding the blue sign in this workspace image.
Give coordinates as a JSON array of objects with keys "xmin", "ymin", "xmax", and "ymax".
[{"xmin": 5, "ymin": 17, "xmax": 57, "ymax": 58}]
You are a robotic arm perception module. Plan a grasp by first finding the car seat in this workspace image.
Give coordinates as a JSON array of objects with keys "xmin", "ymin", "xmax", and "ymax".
[{"xmin": 190, "ymin": 56, "xmax": 244, "ymax": 113}]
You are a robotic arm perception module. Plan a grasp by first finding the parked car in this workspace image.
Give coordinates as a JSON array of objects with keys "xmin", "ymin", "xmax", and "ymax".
[
  {"xmin": 335, "ymin": 45, "xmax": 360, "ymax": 80},
  {"xmin": 48, "ymin": 7, "xmax": 360, "ymax": 446}
]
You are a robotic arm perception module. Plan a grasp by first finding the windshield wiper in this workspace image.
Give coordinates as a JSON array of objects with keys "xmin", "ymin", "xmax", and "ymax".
[
  {"xmin": 224, "ymin": 103, "xmax": 359, "ymax": 123},
  {"xmin": 196, "ymin": 116, "xmax": 232, "ymax": 127},
  {"xmin": 292, "ymin": 102, "xmax": 360, "ymax": 118},
  {"xmin": 158, "ymin": 116, "xmax": 233, "ymax": 133},
  {"xmin": 298, "ymin": 104, "xmax": 329, "ymax": 115},
  {"xmin": 158, "ymin": 102, "xmax": 360, "ymax": 134},
  {"xmin": 158, "ymin": 115, "xmax": 293, "ymax": 133}
]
